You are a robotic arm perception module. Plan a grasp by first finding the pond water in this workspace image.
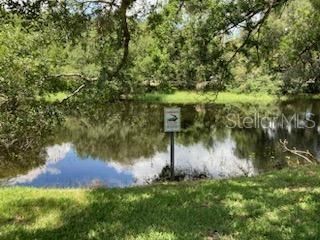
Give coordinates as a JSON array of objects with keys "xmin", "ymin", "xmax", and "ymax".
[{"xmin": 1, "ymin": 100, "xmax": 320, "ymax": 188}]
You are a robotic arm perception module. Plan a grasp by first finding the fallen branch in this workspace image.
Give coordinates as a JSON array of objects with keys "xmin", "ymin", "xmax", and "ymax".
[
  {"xmin": 60, "ymin": 84, "xmax": 86, "ymax": 104},
  {"xmin": 49, "ymin": 74, "xmax": 98, "ymax": 102},
  {"xmin": 279, "ymin": 139, "xmax": 317, "ymax": 164}
]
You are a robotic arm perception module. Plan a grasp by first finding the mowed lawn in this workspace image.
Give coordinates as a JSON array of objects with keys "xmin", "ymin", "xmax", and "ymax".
[
  {"xmin": 136, "ymin": 91, "xmax": 277, "ymax": 105},
  {"xmin": 0, "ymin": 166, "xmax": 320, "ymax": 240}
]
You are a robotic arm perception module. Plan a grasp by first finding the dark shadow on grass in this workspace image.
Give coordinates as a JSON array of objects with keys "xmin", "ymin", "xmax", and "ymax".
[{"xmin": 1, "ymin": 167, "xmax": 320, "ymax": 240}]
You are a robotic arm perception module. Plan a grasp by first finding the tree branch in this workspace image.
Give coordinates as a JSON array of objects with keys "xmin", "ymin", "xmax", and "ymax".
[
  {"xmin": 227, "ymin": 6, "xmax": 274, "ymax": 64},
  {"xmin": 49, "ymin": 74, "xmax": 97, "ymax": 102},
  {"xmin": 60, "ymin": 84, "xmax": 86, "ymax": 104},
  {"xmin": 279, "ymin": 139, "xmax": 317, "ymax": 164},
  {"xmin": 76, "ymin": 0, "xmax": 119, "ymax": 8},
  {"xmin": 226, "ymin": 0, "xmax": 289, "ymax": 64},
  {"xmin": 108, "ymin": 0, "xmax": 131, "ymax": 81}
]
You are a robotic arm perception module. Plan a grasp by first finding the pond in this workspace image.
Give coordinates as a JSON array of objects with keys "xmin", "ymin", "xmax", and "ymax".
[{"xmin": 1, "ymin": 100, "xmax": 320, "ymax": 188}]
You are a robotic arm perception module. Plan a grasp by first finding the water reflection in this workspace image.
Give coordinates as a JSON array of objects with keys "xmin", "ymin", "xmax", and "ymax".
[
  {"xmin": 112, "ymin": 137, "xmax": 256, "ymax": 185},
  {"xmin": 5, "ymin": 144, "xmax": 133, "ymax": 187},
  {"xmin": 4, "ymin": 137, "xmax": 256, "ymax": 187},
  {"xmin": 1, "ymin": 100, "xmax": 320, "ymax": 187}
]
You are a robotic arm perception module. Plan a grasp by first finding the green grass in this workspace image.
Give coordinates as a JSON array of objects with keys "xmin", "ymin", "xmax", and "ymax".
[
  {"xmin": 136, "ymin": 91, "xmax": 278, "ymax": 105},
  {"xmin": 39, "ymin": 92, "xmax": 69, "ymax": 103},
  {"xmin": 38, "ymin": 91, "xmax": 320, "ymax": 105},
  {"xmin": 1, "ymin": 166, "xmax": 320, "ymax": 240}
]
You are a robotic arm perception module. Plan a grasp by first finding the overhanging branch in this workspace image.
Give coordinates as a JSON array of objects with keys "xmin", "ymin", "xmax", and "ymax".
[
  {"xmin": 226, "ymin": 0, "xmax": 289, "ymax": 64},
  {"xmin": 106, "ymin": 0, "xmax": 131, "ymax": 82}
]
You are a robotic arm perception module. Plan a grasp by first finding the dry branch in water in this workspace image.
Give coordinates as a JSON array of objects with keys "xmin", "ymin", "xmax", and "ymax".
[
  {"xmin": 60, "ymin": 84, "xmax": 86, "ymax": 104},
  {"xmin": 49, "ymin": 74, "xmax": 98, "ymax": 103},
  {"xmin": 279, "ymin": 139, "xmax": 318, "ymax": 164}
]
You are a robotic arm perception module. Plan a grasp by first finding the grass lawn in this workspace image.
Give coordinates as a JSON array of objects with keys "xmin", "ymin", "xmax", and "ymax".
[
  {"xmin": 39, "ymin": 91, "xmax": 320, "ymax": 105},
  {"xmin": 43, "ymin": 91, "xmax": 276, "ymax": 105},
  {"xmin": 40, "ymin": 92, "xmax": 69, "ymax": 103},
  {"xmin": 136, "ymin": 91, "xmax": 278, "ymax": 105},
  {"xmin": 1, "ymin": 166, "xmax": 320, "ymax": 240}
]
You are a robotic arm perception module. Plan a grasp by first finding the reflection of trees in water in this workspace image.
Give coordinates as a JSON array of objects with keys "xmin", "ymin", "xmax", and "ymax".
[
  {"xmin": 230, "ymin": 100, "xmax": 320, "ymax": 169},
  {"xmin": 178, "ymin": 104, "xmax": 230, "ymax": 149},
  {"xmin": 5, "ymin": 100, "xmax": 319, "ymax": 182},
  {"xmin": 54, "ymin": 103, "xmax": 168, "ymax": 163},
  {"xmin": 55, "ymin": 103, "xmax": 248, "ymax": 163},
  {"xmin": 3, "ymin": 100, "xmax": 320, "ymax": 183},
  {"xmin": 51, "ymin": 103, "xmax": 300, "ymax": 168},
  {"xmin": 230, "ymin": 129, "xmax": 280, "ymax": 170},
  {"xmin": 0, "ymin": 133, "xmax": 50, "ymax": 180},
  {"xmin": 0, "ymin": 150, "xmax": 46, "ymax": 180}
]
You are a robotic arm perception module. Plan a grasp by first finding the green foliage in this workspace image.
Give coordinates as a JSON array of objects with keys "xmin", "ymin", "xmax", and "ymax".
[
  {"xmin": 231, "ymin": 63, "xmax": 281, "ymax": 95},
  {"xmin": 132, "ymin": 0, "xmax": 232, "ymax": 91},
  {"xmin": 0, "ymin": 100, "xmax": 62, "ymax": 162},
  {"xmin": 253, "ymin": 0, "xmax": 320, "ymax": 94},
  {"xmin": 0, "ymin": 18, "xmax": 47, "ymax": 98},
  {"xmin": 2, "ymin": 0, "xmax": 320, "ymax": 99},
  {"xmin": 0, "ymin": 15, "xmax": 64, "ymax": 158}
]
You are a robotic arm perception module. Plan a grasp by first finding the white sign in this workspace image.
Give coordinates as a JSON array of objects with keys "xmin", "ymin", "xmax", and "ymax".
[{"xmin": 164, "ymin": 108, "xmax": 181, "ymax": 132}]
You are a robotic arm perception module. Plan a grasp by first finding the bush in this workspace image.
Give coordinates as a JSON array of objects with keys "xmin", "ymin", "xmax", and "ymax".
[{"xmin": 230, "ymin": 65, "xmax": 281, "ymax": 95}]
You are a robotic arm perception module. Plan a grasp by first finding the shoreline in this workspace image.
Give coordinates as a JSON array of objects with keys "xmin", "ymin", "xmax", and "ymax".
[{"xmin": 134, "ymin": 91, "xmax": 320, "ymax": 105}]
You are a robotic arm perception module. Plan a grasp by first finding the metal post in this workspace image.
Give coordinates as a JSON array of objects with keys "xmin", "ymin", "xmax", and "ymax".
[{"xmin": 170, "ymin": 132, "xmax": 175, "ymax": 180}]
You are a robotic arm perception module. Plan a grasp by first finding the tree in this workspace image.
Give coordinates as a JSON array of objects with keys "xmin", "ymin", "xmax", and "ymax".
[
  {"xmin": 132, "ymin": 0, "xmax": 291, "ymax": 91},
  {"xmin": 253, "ymin": 0, "xmax": 320, "ymax": 94}
]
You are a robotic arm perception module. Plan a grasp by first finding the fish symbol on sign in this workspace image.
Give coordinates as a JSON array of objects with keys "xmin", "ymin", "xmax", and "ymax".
[{"xmin": 168, "ymin": 114, "xmax": 178, "ymax": 122}]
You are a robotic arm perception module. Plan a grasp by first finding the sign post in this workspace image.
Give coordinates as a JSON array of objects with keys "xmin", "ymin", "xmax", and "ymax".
[
  {"xmin": 164, "ymin": 108, "xmax": 181, "ymax": 180},
  {"xmin": 170, "ymin": 132, "xmax": 174, "ymax": 180}
]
